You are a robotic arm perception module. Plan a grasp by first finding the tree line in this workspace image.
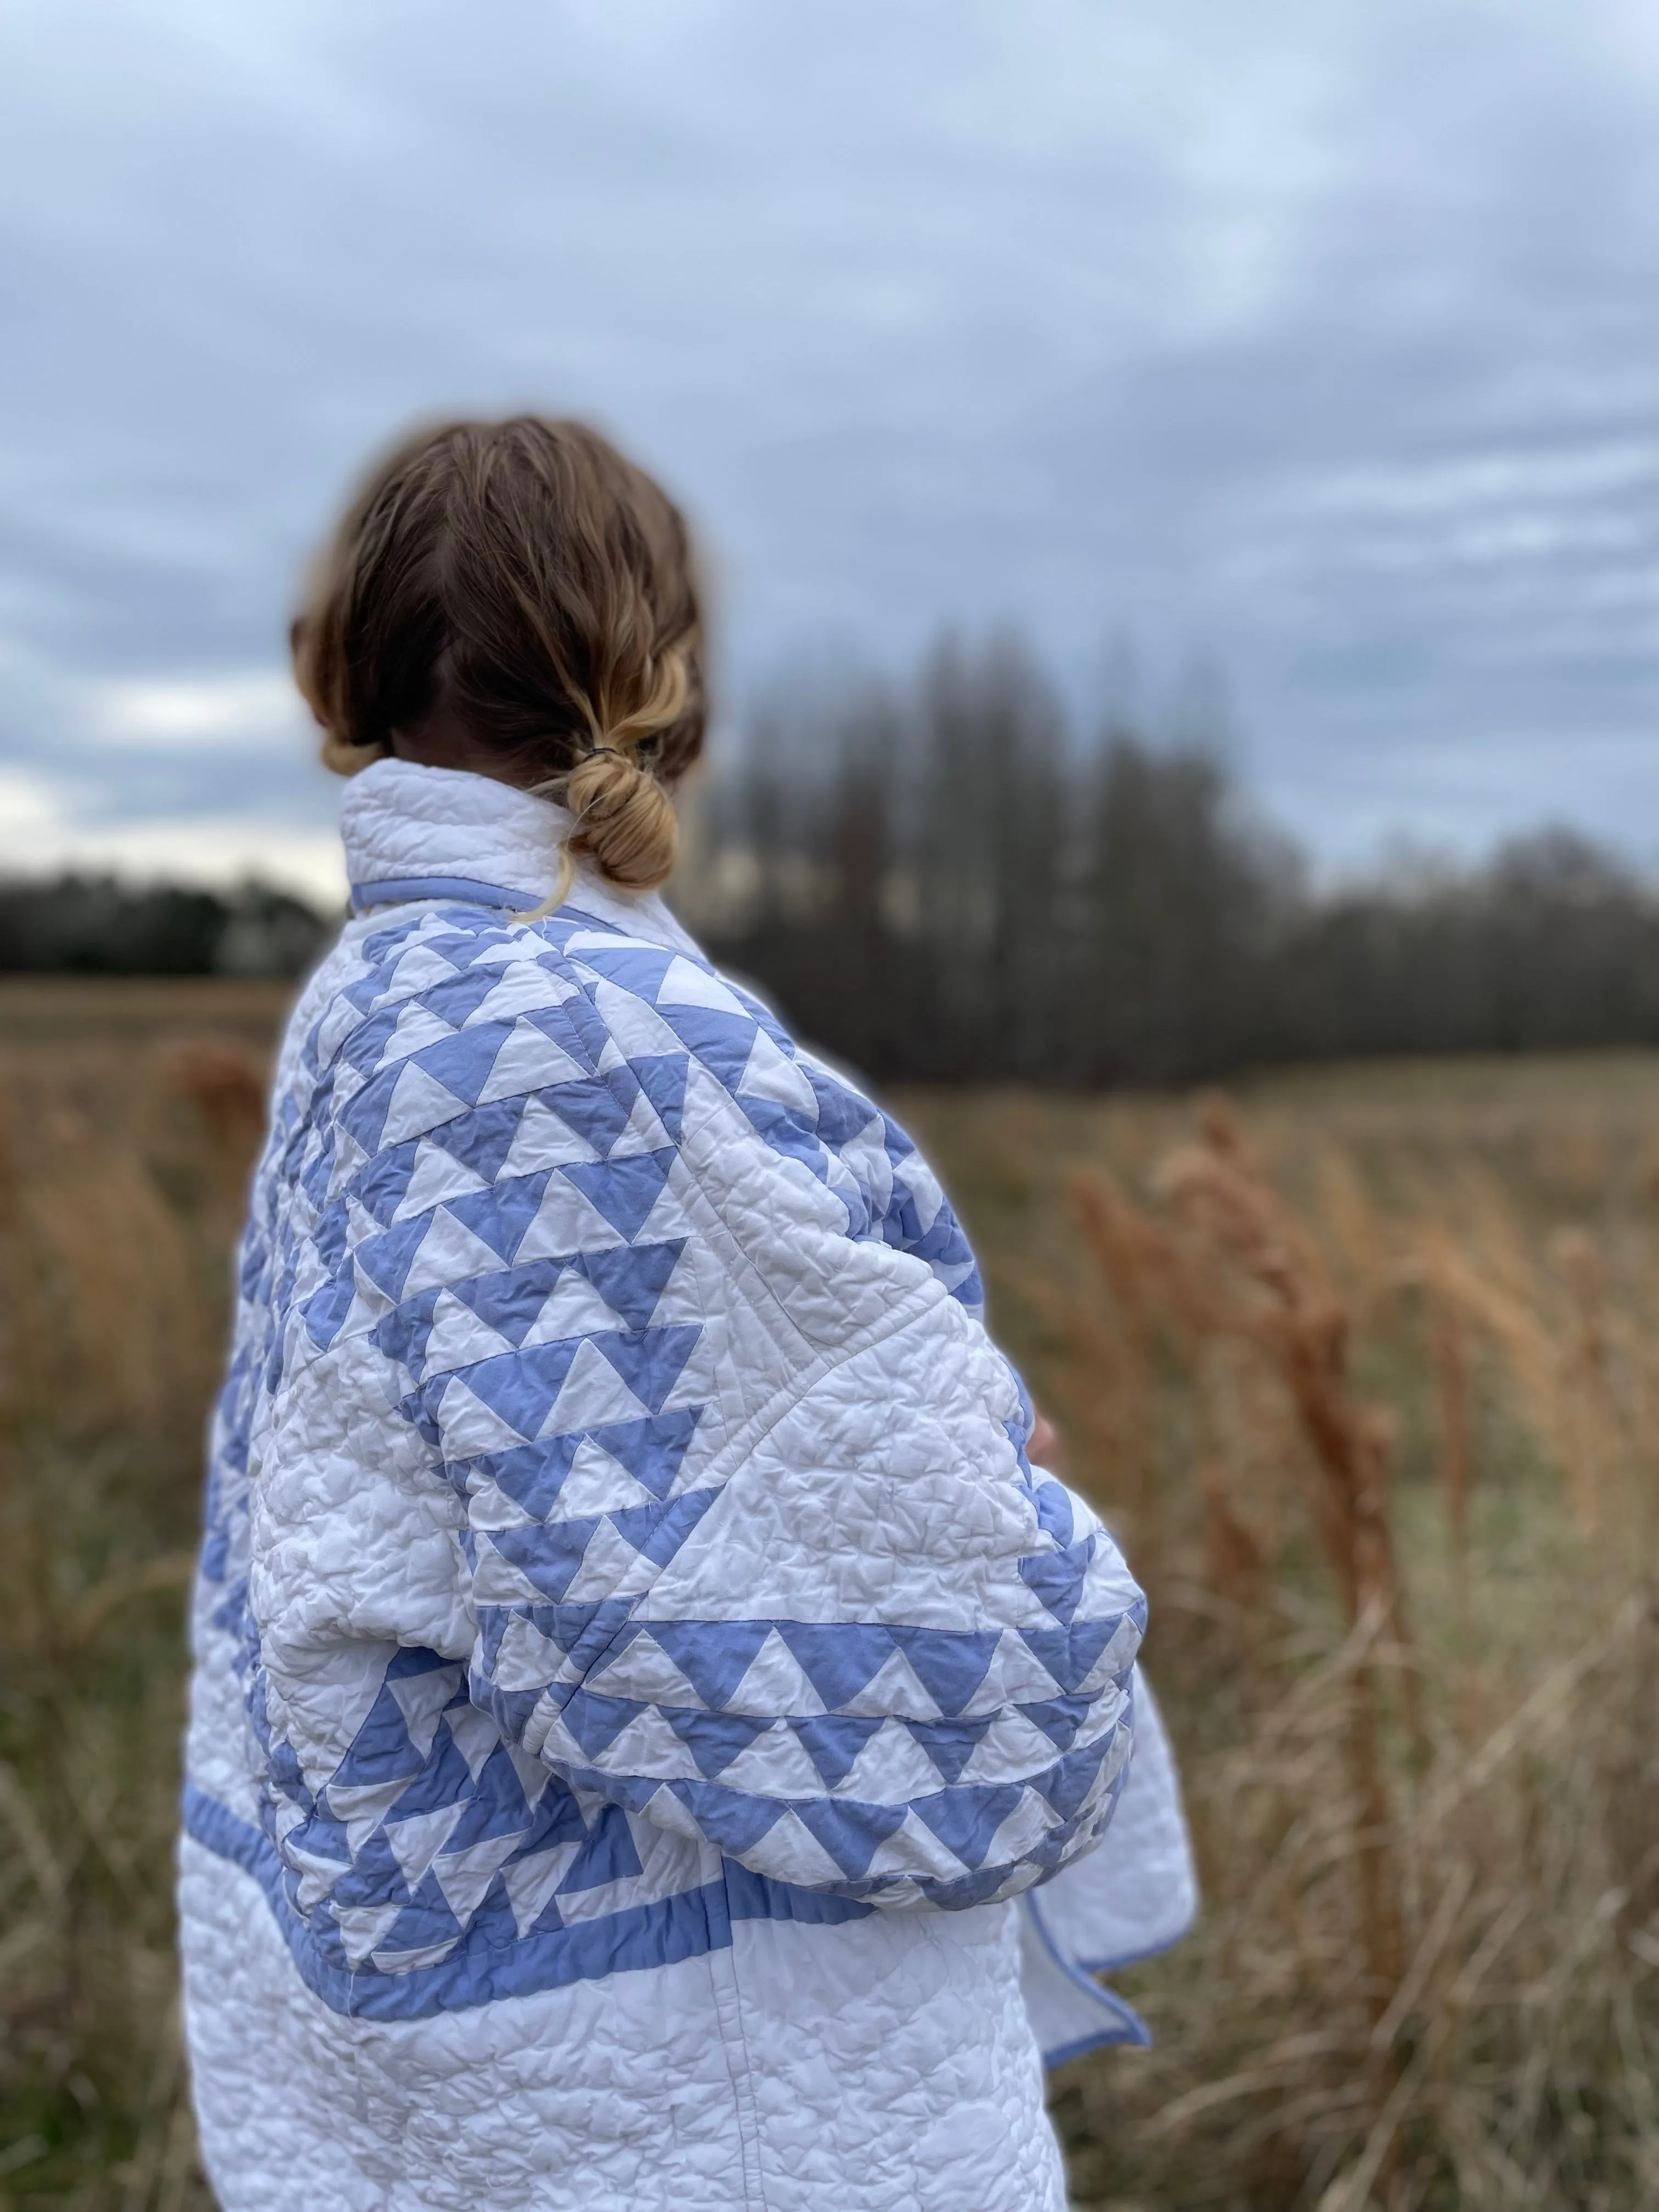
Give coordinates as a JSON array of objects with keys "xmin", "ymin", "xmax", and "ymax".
[
  {"xmin": 0, "ymin": 877, "xmax": 331, "ymax": 978},
  {"xmin": 7, "ymin": 634, "xmax": 1658, "ymax": 1086},
  {"xmin": 682, "ymin": 635, "xmax": 1659, "ymax": 1085}
]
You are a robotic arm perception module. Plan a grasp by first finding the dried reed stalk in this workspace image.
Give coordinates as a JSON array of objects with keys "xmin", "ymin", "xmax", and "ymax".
[
  {"xmin": 1398, "ymin": 1231, "xmax": 1476, "ymax": 1566},
  {"xmin": 1074, "ymin": 1099, "xmax": 1419, "ymax": 2029}
]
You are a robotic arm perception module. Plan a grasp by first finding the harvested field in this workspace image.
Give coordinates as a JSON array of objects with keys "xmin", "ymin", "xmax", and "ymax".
[{"xmin": 0, "ymin": 976, "xmax": 1654, "ymax": 2209}]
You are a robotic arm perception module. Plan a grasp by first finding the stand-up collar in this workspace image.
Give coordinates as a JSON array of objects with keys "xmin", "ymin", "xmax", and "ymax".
[{"xmin": 338, "ymin": 756, "xmax": 701, "ymax": 956}]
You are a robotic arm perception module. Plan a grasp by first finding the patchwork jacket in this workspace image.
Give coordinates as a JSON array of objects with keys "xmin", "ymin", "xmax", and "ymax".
[{"xmin": 179, "ymin": 758, "xmax": 1194, "ymax": 2212}]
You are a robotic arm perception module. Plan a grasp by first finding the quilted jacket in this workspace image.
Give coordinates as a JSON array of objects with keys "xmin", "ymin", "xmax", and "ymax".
[{"xmin": 179, "ymin": 757, "xmax": 1194, "ymax": 2212}]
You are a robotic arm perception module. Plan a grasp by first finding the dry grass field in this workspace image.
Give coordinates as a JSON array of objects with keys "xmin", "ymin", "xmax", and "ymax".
[{"xmin": 0, "ymin": 976, "xmax": 1655, "ymax": 2211}]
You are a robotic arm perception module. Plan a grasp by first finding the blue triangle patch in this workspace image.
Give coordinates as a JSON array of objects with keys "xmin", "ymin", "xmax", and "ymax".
[
  {"xmin": 411, "ymin": 1025, "xmax": 512, "ymax": 1107},
  {"xmin": 421, "ymin": 924, "xmax": 499, "ymax": 970},
  {"xmin": 904, "ymin": 1716, "xmax": 993, "ymax": 1786},
  {"xmin": 568, "ymin": 942, "xmax": 678, "ymax": 1000},
  {"xmin": 338, "ymin": 1003, "xmax": 403, "ymax": 1074},
  {"xmin": 789, "ymin": 1714, "xmax": 885, "ymax": 1790},
  {"xmin": 561, "ymin": 1150, "xmax": 676, "ymax": 1241},
  {"xmin": 353, "ymin": 1214, "xmax": 433, "ymax": 1301},
  {"xmin": 776, "ymin": 1622, "xmax": 896, "ymax": 1712},
  {"xmin": 557, "ymin": 1802, "xmax": 643, "ymax": 1892},
  {"xmin": 477, "ymin": 1681, "xmax": 547, "ymax": 1748},
  {"xmin": 464, "ymin": 1876, "xmax": 534, "ymax": 1949},
  {"xmin": 603, "ymin": 1485, "xmax": 719, "ymax": 1570},
  {"xmin": 378, "ymin": 1729, "xmax": 475, "ymax": 1822},
  {"xmin": 627, "ymin": 1052, "xmax": 690, "ymax": 1143},
  {"xmin": 1035, "ymin": 1736, "xmax": 1115, "ymax": 1823},
  {"xmin": 663, "ymin": 1707, "xmax": 774, "ymax": 1780},
  {"xmin": 535, "ymin": 1070, "xmax": 640, "ymax": 1160},
  {"xmin": 1018, "ymin": 1619, "xmax": 1122, "ymax": 1695},
  {"xmin": 520, "ymin": 1000, "xmax": 606, "ymax": 1075},
  {"xmin": 376, "ymin": 1869, "xmax": 464, "ymax": 1956},
  {"xmin": 311, "ymin": 1199, "xmax": 350, "ymax": 1276},
  {"xmin": 525, "ymin": 993, "xmax": 607, "ymax": 1075},
  {"xmin": 290, "ymin": 1814, "xmax": 353, "ymax": 1893},
  {"xmin": 889, "ymin": 1627, "xmax": 1002, "ymax": 1718},
  {"xmin": 519, "ymin": 1779, "xmax": 592, "ymax": 1853},
  {"xmin": 794, "ymin": 1795, "xmax": 910, "ymax": 1879},
  {"xmin": 1032, "ymin": 1479, "xmax": 1075, "ymax": 1548},
  {"xmin": 354, "ymin": 1137, "xmax": 421, "ymax": 1227},
  {"xmin": 445, "ymin": 1171, "xmax": 555, "ymax": 1265},
  {"xmin": 586, "ymin": 1409, "xmax": 699, "ymax": 1500},
  {"xmin": 559, "ymin": 1690, "xmax": 649, "ymax": 1760},
  {"xmin": 454, "ymin": 1255, "xmax": 574, "ymax": 1347},
  {"xmin": 595, "ymin": 1324, "xmax": 702, "ymax": 1413},
  {"xmin": 428, "ymin": 1093, "xmax": 534, "ymax": 1181},
  {"xmin": 1015, "ymin": 1694, "xmax": 1096, "ymax": 1753},
  {"xmin": 653, "ymin": 1005, "xmax": 757, "ymax": 1094},
  {"xmin": 329, "ymin": 1678, "xmax": 430, "ymax": 1787},
  {"xmin": 485, "ymin": 1435, "xmax": 583, "ymax": 1520},
  {"xmin": 800, "ymin": 1063, "xmax": 877, "ymax": 1147},
  {"xmin": 457, "ymin": 1339, "xmax": 582, "ymax": 1440},
  {"xmin": 912, "ymin": 1782, "xmax": 1026, "ymax": 1871},
  {"xmin": 476, "ymin": 1604, "xmax": 512, "ymax": 1681},
  {"xmin": 302, "ymin": 1272, "xmax": 357, "ymax": 1350},
  {"xmin": 335, "ymin": 1068, "xmax": 402, "ymax": 1159},
  {"xmin": 579, "ymin": 1243, "xmax": 684, "ymax": 1329},
  {"xmin": 387, "ymin": 1646, "xmax": 462, "ymax": 1683},
  {"xmin": 666, "ymin": 1778, "xmax": 786, "ymax": 1857},
  {"xmin": 922, "ymin": 1864, "xmax": 1012, "ymax": 1912},
  {"xmin": 646, "ymin": 1619, "xmax": 772, "ymax": 1710},
  {"xmin": 419, "ymin": 966, "xmax": 510, "ymax": 1031},
  {"xmin": 373, "ymin": 1288, "xmax": 443, "ymax": 1376},
  {"xmin": 1018, "ymin": 1537, "xmax": 1097, "ymax": 1626},
  {"xmin": 522, "ymin": 1598, "xmax": 640, "ymax": 1669},
  {"xmin": 487, "ymin": 1515, "xmax": 600, "ymax": 1602}
]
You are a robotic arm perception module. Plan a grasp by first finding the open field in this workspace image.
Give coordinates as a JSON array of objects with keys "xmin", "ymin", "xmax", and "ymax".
[{"xmin": 0, "ymin": 977, "xmax": 1655, "ymax": 2210}]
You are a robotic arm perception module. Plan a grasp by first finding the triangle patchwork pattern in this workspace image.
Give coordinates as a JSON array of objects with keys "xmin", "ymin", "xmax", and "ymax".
[{"xmin": 200, "ymin": 879, "xmax": 1146, "ymax": 2009}]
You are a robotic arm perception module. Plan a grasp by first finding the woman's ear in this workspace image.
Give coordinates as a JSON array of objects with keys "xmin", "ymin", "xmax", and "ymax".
[{"xmin": 319, "ymin": 731, "xmax": 385, "ymax": 777}]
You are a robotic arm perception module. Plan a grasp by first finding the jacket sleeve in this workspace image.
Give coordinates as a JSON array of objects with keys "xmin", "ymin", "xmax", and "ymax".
[{"xmin": 400, "ymin": 961, "xmax": 1145, "ymax": 1910}]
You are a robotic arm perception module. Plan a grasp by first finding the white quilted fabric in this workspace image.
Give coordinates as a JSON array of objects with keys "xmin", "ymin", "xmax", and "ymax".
[{"xmin": 179, "ymin": 759, "xmax": 1193, "ymax": 2211}]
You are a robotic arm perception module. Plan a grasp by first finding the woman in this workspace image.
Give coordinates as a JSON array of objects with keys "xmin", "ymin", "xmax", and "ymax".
[{"xmin": 179, "ymin": 416, "xmax": 1192, "ymax": 2212}]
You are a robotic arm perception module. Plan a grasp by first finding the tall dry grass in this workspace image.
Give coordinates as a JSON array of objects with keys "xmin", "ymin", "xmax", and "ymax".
[
  {"xmin": 1, "ymin": 985, "xmax": 1656, "ymax": 2209},
  {"xmin": 0, "ymin": 986, "xmax": 277, "ymax": 2211},
  {"xmin": 904, "ymin": 1065, "xmax": 1659, "ymax": 2210}
]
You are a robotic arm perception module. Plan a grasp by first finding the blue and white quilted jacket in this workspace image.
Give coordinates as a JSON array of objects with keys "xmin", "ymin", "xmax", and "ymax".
[{"xmin": 179, "ymin": 758, "xmax": 1195, "ymax": 2212}]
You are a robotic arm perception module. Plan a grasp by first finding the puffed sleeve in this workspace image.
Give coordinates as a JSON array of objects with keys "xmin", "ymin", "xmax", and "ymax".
[{"xmin": 386, "ymin": 944, "xmax": 1147, "ymax": 1909}]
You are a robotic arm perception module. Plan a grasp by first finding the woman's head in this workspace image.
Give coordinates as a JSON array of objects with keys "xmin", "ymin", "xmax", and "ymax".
[{"xmin": 293, "ymin": 416, "xmax": 705, "ymax": 893}]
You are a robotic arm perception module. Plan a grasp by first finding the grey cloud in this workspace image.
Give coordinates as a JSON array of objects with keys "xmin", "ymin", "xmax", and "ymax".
[{"xmin": 0, "ymin": 0, "xmax": 1656, "ymax": 868}]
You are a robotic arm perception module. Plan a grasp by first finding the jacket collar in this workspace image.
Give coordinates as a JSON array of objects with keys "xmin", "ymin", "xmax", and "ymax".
[{"xmin": 338, "ymin": 756, "xmax": 701, "ymax": 956}]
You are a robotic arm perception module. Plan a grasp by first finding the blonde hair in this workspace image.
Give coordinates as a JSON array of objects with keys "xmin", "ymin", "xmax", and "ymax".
[{"xmin": 292, "ymin": 416, "xmax": 706, "ymax": 894}]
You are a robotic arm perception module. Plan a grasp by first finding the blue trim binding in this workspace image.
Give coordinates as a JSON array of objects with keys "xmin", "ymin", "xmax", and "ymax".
[
  {"xmin": 183, "ymin": 1782, "xmax": 871, "ymax": 2021},
  {"xmin": 1075, "ymin": 1906, "xmax": 1199, "ymax": 1980},
  {"xmin": 350, "ymin": 874, "xmax": 542, "ymax": 913},
  {"xmin": 1024, "ymin": 1887, "xmax": 1152, "ymax": 2062}
]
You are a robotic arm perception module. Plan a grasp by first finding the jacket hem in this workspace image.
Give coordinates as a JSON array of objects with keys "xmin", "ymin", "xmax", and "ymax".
[{"xmin": 1023, "ymin": 1888, "xmax": 1152, "ymax": 2057}]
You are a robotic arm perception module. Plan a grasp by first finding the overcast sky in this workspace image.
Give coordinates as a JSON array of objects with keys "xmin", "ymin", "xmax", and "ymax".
[{"xmin": 3, "ymin": 0, "xmax": 1658, "ymax": 903}]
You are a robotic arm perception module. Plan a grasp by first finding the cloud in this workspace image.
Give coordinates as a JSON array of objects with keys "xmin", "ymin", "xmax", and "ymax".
[
  {"xmin": 91, "ymin": 671, "xmax": 304, "ymax": 746},
  {"xmin": 0, "ymin": 766, "xmax": 62, "ymax": 837},
  {"xmin": 0, "ymin": 757, "xmax": 345, "ymax": 905},
  {"xmin": 0, "ymin": 0, "xmax": 1656, "ymax": 879}
]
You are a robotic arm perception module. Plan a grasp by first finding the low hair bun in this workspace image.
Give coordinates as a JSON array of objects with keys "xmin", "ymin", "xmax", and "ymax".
[{"xmin": 563, "ymin": 748, "xmax": 678, "ymax": 893}]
